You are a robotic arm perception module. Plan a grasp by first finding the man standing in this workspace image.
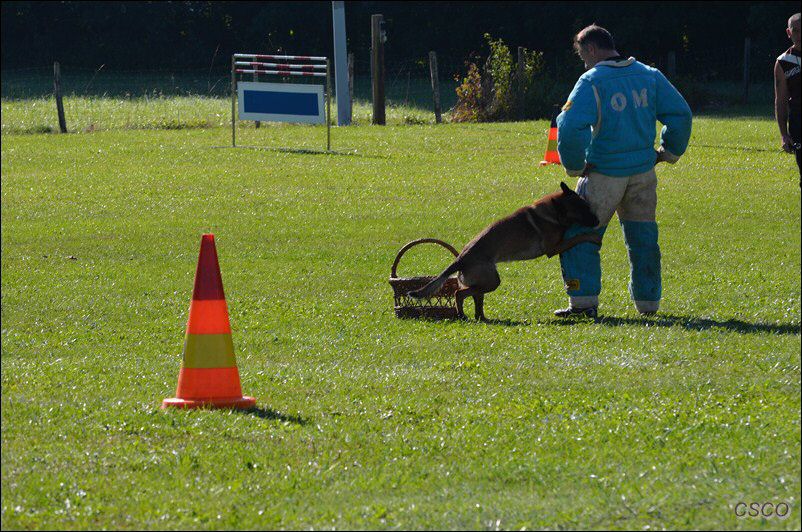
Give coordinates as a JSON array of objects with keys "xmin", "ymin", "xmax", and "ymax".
[
  {"xmin": 554, "ymin": 24, "xmax": 692, "ymax": 318},
  {"xmin": 774, "ymin": 13, "xmax": 801, "ymax": 179}
]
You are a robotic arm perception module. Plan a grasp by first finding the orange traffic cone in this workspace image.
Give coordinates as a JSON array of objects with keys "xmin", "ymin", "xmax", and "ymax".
[
  {"xmin": 162, "ymin": 234, "xmax": 256, "ymax": 410},
  {"xmin": 539, "ymin": 106, "xmax": 561, "ymax": 166}
]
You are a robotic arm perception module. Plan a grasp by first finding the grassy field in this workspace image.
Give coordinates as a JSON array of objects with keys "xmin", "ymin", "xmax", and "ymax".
[
  {"xmin": 0, "ymin": 95, "xmax": 441, "ymax": 135},
  {"xmin": 1, "ymin": 101, "xmax": 800, "ymax": 529},
  {"xmin": 0, "ymin": 71, "xmax": 460, "ymax": 134}
]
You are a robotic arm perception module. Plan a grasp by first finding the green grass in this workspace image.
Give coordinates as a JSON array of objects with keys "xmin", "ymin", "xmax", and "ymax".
[
  {"xmin": 1, "ymin": 107, "xmax": 800, "ymax": 529},
  {"xmin": 0, "ymin": 95, "xmax": 441, "ymax": 135}
]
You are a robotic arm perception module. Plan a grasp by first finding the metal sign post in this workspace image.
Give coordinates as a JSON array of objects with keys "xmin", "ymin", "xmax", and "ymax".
[
  {"xmin": 332, "ymin": 1, "xmax": 351, "ymax": 125},
  {"xmin": 326, "ymin": 58, "xmax": 331, "ymax": 151},
  {"xmin": 231, "ymin": 55, "xmax": 236, "ymax": 147}
]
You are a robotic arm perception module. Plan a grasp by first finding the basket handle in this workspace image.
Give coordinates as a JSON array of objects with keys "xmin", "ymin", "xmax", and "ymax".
[{"xmin": 390, "ymin": 238, "xmax": 459, "ymax": 278}]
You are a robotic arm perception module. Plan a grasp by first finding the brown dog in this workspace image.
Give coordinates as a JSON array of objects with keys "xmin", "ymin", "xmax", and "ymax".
[{"xmin": 410, "ymin": 182, "xmax": 599, "ymax": 320}]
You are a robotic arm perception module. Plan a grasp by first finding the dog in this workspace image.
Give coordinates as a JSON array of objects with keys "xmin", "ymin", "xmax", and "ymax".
[{"xmin": 409, "ymin": 182, "xmax": 599, "ymax": 321}]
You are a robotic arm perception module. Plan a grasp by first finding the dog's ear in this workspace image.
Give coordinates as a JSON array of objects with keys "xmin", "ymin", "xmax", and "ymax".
[{"xmin": 560, "ymin": 182, "xmax": 571, "ymax": 194}]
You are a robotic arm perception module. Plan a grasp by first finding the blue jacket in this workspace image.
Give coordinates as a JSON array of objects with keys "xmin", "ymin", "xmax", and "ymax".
[{"xmin": 556, "ymin": 57, "xmax": 692, "ymax": 177}]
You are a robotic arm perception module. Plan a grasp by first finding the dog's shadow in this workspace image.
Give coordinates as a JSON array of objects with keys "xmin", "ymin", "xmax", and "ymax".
[
  {"xmin": 480, "ymin": 317, "xmax": 531, "ymax": 327},
  {"xmin": 410, "ymin": 316, "xmax": 530, "ymax": 326},
  {"xmin": 551, "ymin": 313, "xmax": 799, "ymax": 336}
]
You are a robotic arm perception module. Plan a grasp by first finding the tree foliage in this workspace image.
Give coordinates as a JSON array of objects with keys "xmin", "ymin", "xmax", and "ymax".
[{"xmin": 2, "ymin": 0, "xmax": 798, "ymax": 81}]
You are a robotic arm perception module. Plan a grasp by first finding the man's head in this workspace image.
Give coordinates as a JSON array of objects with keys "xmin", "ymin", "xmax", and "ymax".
[
  {"xmin": 788, "ymin": 13, "xmax": 801, "ymax": 49},
  {"xmin": 573, "ymin": 24, "xmax": 618, "ymax": 69}
]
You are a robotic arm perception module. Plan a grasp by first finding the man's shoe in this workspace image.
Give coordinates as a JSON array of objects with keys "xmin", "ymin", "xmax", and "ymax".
[{"xmin": 553, "ymin": 306, "xmax": 598, "ymax": 318}]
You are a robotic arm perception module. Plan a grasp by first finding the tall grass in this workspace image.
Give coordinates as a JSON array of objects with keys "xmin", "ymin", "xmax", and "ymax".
[{"xmin": 1, "ymin": 95, "xmax": 450, "ymax": 135}]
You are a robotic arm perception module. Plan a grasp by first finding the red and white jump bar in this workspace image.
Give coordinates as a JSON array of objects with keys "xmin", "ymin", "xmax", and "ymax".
[
  {"xmin": 235, "ymin": 62, "xmax": 326, "ymax": 70},
  {"xmin": 235, "ymin": 69, "xmax": 326, "ymax": 77},
  {"xmin": 234, "ymin": 53, "xmax": 327, "ymax": 62}
]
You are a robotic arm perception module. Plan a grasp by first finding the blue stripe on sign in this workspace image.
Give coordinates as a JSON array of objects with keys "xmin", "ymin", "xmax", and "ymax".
[{"xmin": 243, "ymin": 90, "xmax": 319, "ymax": 116}]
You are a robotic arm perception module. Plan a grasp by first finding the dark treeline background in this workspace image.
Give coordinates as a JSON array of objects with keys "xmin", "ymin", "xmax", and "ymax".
[{"xmin": 2, "ymin": 1, "xmax": 799, "ymax": 80}]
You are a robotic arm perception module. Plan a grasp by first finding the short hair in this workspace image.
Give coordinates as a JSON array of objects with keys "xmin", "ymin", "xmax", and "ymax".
[
  {"xmin": 790, "ymin": 13, "xmax": 801, "ymax": 28},
  {"xmin": 574, "ymin": 24, "xmax": 616, "ymax": 52}
]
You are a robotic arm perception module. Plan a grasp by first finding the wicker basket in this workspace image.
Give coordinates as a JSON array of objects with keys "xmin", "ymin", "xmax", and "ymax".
[{"xmin": 389, "ymin": 238, "xmax": 461, "ymax": 319}]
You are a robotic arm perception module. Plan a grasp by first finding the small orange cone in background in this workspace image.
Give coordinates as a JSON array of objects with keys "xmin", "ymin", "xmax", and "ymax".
[
  {"xmin": 539, "ymin": 106, "xmax": 561, "ymax": 166},
  {"xmin": 162, "ymin": 234, "xmax": 256, "ymax": 410}
]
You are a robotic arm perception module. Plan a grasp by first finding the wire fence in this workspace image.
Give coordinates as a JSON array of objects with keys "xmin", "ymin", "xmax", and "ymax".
[
  {"xmin": 0, "ymin": 58, "xmax": 466, "ymax": 134},
  {"xmin": 0, "ymin": 58, "xmax": 464, "ymax": 112},
  {"xmin": 0, "ymin": 42, "xmax": 779, "ymax": 136},
  {"xmin": 2, "ymin": 38, "xmax": 780, "ymax": 103}
]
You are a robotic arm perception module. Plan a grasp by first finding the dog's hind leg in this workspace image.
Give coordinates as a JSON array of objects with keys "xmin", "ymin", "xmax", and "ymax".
[
  {"xmin": 456, "ymin": 266, "xmax": 500, "ymax": 321},
  {"xmin": 473, "ymin": 293, "xmax": 486, "ymax": 321},
  {"xmin": 474, "ymin": 271, "xmax": 500, "ymax": 321},
  {"xmin": 455, "ymin": 286, "xmax": 478, "ymax": 320},
  {"xmin": 456, "ymin": 287, "xmax": 492, "ymax": 321},
  {"xmin": 455, "ymin": 287, "xmax": 468, "ymax": 319}
]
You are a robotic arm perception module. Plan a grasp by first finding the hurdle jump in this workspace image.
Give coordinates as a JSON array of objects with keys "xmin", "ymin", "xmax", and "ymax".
[{"xmin": 231, "ymin": 53, "xmax": 331, "ymax": 150}]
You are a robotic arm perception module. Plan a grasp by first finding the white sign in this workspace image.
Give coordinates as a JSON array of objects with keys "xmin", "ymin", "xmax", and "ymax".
[{"xmin": 237, "ymin": 81, "xmax": 325, "ymax": 124}]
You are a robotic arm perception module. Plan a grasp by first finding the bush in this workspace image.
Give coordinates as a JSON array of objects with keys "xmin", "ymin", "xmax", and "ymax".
[
  {"xmin": 451, "ymin": 61, "xmax": 484, "ymax": 123},
  {"xmin": 451, "ymin": 34, "xmax": 567, "ymax": 122},
  {"xmin": 483, "ymin": 34, "xmax": 514, "ymax": 119}
]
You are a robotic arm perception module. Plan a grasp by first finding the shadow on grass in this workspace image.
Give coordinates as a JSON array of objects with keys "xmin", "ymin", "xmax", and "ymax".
[
  {"xmin": 234, "ymin": 407, "xmax": 308, "ymax": 425},
  {"xmin": 693, "ymin": 143, "xmax": 785, "ymax": 154},
  {"xmin": 210, "ymin": 145, "xmax": 387, "ymax": 158},
  {"xmin": 401, "ymin": 315, "xmax": 530, "ymax": 326},
  {"xmin": 472, "ymin": 125, "xmax": 544, "ymax": 137},
  {"xmin": 550, "ymin": 313, "xmax": 800, "ymax": 336},
  {"xmin": 481, "ymin": 317, "xmax": 531, "ymax": 327}
]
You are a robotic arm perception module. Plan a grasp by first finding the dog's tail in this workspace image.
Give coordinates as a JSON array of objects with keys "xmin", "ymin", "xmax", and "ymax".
[{"xmin": 408, "ymin": 259, "xmax": 462, "ymax": 299}]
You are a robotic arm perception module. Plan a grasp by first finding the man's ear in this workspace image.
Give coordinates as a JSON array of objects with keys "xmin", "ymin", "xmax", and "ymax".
[{"xmin": 560, "ymin": 182, "xmax": 571, "ymax": 194}]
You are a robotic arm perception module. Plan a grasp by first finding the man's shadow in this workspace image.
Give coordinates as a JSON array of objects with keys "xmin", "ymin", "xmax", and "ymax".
[{"xmin": 553, "ymin": 313, "xmax": 799, "ymax": 336}]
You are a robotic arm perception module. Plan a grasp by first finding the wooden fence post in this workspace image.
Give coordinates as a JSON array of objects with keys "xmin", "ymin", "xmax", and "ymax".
[
  {"xmin": 371, "ymin": 14, "xmax": 385, "ymax": 125},
  {"xmin": 517, "ymin": 46, "xmax": 525, "ymax": 119},
  {"xmin": 742, "ymin": 37, "xmax": 751, "ymax": 105},
  {"xmin": 429, "ymin": 51, "xmax": 442, "ymax": 123},
  {"xmin": 53, "ymin": 62, "xmax": 67, "ymax": 133},
  {"xmin": 667, "ymin": 51, "xmax": 676, "ymax": 78}
]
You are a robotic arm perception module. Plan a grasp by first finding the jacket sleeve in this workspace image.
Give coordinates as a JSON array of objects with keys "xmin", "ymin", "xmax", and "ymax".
[
  {"xmin": 655, "ymin": 70, "xmax": 692, "ymax": 163},
  {"xmin": 556, "ymin": 77, "xmax": 597, "ymax": 176}
]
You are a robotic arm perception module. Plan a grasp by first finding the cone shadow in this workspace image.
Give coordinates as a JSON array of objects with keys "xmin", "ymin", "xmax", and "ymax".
[{"xmin": 234, "ymin": 407, "xmax": 308, "ymax": 425}]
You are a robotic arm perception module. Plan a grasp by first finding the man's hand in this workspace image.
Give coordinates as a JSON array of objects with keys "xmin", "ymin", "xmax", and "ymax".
[
  {"xmin": 782, "ymin": 134, "xmax": 795, "ymax": 153},
  {"xmin": 655, "ymin": 146, "xmax": 680, "ymax": 165},
  {"xmin": 654, "ymin": 149, "xmax": 671, "ymax": 164},
  {"xmin": 654, "ymin": 149, "xmax": 664, "ymax": 164}
]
